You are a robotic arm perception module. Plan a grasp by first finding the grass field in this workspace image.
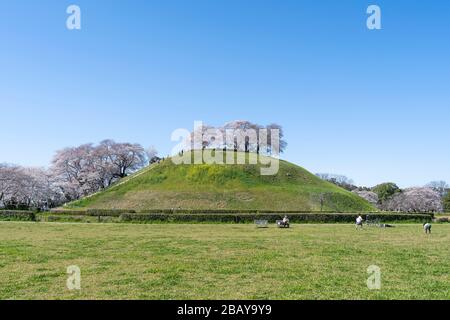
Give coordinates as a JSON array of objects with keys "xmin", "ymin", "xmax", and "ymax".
[{"xmin": 0, "ymin": 222, "xmax": 449, "ymax": 300}]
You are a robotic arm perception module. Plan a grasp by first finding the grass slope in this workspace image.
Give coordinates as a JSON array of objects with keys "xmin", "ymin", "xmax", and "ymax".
[
  {"xmin": 67, "ymin": 151, "xmax": 374, "ymax": 212},
  {"xmin": 1, "ymin": 222, "xmax": 449, "ymax": 299}
]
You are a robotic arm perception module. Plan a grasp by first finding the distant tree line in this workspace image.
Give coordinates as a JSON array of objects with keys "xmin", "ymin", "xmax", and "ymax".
[
  {"xmin": 316, "ymin": 173, "xmax": 449, "ymax": 213},
  {"xmin": 444, "ymin": 192, "xmax": 450, "ymax": 212},
  {"xmin": 315, "ymin": 173, "xmax": 355, "ymax": 191},
  {"xmin": 0, "ymin": 140, "xmax": 157, "ymax": 210}
]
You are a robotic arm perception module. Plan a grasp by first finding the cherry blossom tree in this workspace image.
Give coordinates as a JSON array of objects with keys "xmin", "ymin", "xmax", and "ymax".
[
  {"xmin": 146, "ymin": 146, "xmax": 159, "ymax": 164},
  {"xmin": 381, "ymin": 187, "xmax": 443, "ymax": 213},
  {"xmin": 2, "ymin": 140, "xmax": 152, "ymax": 209},
  {"xmin": 352, "ymin": 190, "xmax": 379, "ymax": 206},
  {"xmin": 0, "ymin": 165, "xmax": 62, "ymax": 210},
  {"xmin": 102, "ymin": 140, "xmax": 147, "ymax": 178},
  {"xmin": 0, "ymin": 164, "xmax": 22, "ymax": 207},
  {"xmin": 50, "ymin": 140, "xmax": 148, "ymax": 200},
  {"xmin": 186, "ymin": 120, "xmax": 287, "ymax": 154}
]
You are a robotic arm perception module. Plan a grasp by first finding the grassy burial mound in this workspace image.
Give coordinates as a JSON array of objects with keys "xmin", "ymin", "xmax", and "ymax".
[{"xmin": 66, "ymin": 151, "xmax": 375, "ymax": 212}]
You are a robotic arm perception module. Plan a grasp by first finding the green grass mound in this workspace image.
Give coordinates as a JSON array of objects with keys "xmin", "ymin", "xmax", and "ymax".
[{"xmin": 66, "ymin": 151, "xmax": 375, "ymax": 212}]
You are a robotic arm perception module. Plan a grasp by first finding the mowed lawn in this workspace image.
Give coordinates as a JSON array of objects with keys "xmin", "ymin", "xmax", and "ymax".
[{"xmin": 0, "ymin": 222, "xmax": 449, "ymax": 300}]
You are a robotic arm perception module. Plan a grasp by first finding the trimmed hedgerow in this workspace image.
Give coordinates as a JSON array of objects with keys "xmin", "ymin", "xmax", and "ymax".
[
  {"xmin": 38, "ymin": 214, "xmax": 119, "ymax": 223},
  {"xmin": 0, "ymin": 210, "xmax": 36, "ymax": 221},
  {"xmin": 136, "ymin": 209, "xmax": 357, "ymax": 214},
  {"xmin": 85, "ymin": 209, "xmax": 136, "ymax": 217},
  {"xmin": 49, "ymin": 209, "xmax": 88, "ymax": 215},
  {"xmin": 135, "ymin": 209, "xmax": 435, "ymax": 216},
  {"xmin": 50, "ymin": 209, "xmax": 136, "ymax": 217},
  {"xmin": 120, "ymin": 213, "xmax": 432, "ymax": 224}
]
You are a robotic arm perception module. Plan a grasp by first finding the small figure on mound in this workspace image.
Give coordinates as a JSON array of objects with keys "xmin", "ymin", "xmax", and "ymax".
[
  {"xmin": 356, "ymin": 215, "xmax": 364, "ymax": 229},
  {"xmin": 277, "ymin": 216, "xmax": 290, "ymax": 228},
  {"xmin": 423, "ymin": 223, "xmax": 432, "ymax": 234}
]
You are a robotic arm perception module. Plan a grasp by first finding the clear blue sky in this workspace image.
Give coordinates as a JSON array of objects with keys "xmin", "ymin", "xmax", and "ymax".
[{"xmin": 1, "ymin": 0, "xmax": 449, "ymax": 187}]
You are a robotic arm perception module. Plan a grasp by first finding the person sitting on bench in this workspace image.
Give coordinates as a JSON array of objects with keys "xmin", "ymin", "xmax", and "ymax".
[{"xmin": 281, "ymin": 215, "xmax": 290, "ymax": 226}]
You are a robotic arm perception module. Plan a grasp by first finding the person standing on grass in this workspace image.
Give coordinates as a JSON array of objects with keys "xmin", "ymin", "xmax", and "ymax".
[
  {"xmin": 423, "ymin": 223, "xmax": 432, "ymax": 234},
  {"xmin": 356, "ymin": 215, "xmax": 364, "ymax": 229}
]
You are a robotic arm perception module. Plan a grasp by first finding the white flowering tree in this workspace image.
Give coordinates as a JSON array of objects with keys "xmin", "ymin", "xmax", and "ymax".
[
  {"xmin": 382, "ymin": 187, "xmax": 443, "ymax": 213},
  {"xmin": 352, "ymin": 190, "xmax": 379, "ymax": 206},
  {"xmin": 0, "ymin": 165, "xmax": 62, "ymax": 210},
  {"xmin": 51, "ymin": 140, "xmax": 148, "ymax": 200},
  {"xmin": 186, "ymin": 120, "xmax": 287, "ymax": 154}
]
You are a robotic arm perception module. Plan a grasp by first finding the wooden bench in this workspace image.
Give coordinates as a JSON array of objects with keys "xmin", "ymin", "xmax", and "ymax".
[{"xmin": 255, "ymin": 220, "xmax": 269, "ymax": 228}]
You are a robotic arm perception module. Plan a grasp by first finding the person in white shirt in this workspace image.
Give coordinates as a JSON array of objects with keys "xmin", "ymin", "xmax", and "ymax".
[
  {"xmin": 356, "ymin": 215, "xmax": 363, "ymax": 229},
  {"xmin": 281, "ymin": 215, "xmax": 290, "ymax": 227},
  {"xmin": 423, "ymin": 223, "xmax": 432, "ymax": 234}
]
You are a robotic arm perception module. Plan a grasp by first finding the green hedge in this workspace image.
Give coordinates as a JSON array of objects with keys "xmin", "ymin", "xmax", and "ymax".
[
  {"xmin": 142, "ymin": 210, "xmax": 435, "ymax": 215},
  {"xmin": 50, "ymin": 209, "xmax": 88, "ymax": 215},
  {"xmin": 39, "ymin": 214, "xmax": 118, "ymax": 223},
  {"xmin": 50, "ymin": 209, "xmax": 136, "ymax": 217},
  {"xmin": 120, "ymin": 213, "xmax": 432, "ymax": 224},
  {"xmin": 85, "ymin": 209, "xmax": 136, "ymax": 217},
  {"xmin": 0, "ymin": 210, "xmax": 36, "ymax": 221},
  {"xmin": 137, "ymin": 209, "xmax": 376, "ymax": 214}
]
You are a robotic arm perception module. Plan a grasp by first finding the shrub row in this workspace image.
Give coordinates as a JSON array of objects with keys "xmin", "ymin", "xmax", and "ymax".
[
  {"xmin": 50, "ymin": 209, "xmax": 87, "ymax": 215},
  {"xmin": 50, "ymin": 209, "xmax": 136, "ymax": 217},
  {"xmin": 136, "ymin": 209, "xmax": 394, "ymax": 214},
  {"xmin": 120, "ymin": 213, "xmax": 432, "ymax": 224},
  {"xmin": 0, "ymin": 210, "xmax": 36, "ymax": 221},
  {"xmin": 0, "ymin": 210, "xmax": 431, "ymax": 223},
  {"xmin": 85, "ymin": 209, "xmax": 136, "ymax": 217},
  {"xmin": 136, "ymin": 209, "xmax": 327, "ymax": 214},
  {"xmin": 39, "ymin": 215, "xmax": 119, "ymax": 223}
]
